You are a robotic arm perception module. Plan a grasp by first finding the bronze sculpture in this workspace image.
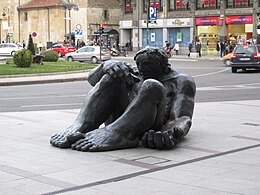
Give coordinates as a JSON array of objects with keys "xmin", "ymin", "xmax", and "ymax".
[{"xmin": 50, "ymin": 47, "xmax": 196, "ymax": 151}]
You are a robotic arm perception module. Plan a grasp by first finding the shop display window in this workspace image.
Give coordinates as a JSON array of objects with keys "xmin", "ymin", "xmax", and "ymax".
[
  {"xmin": 226, "ymin": 0, "xmax": 253, "ymax": 8},
  {"xmin": 197, "ymin": 26, "xmax": 220, "ymax": 55},
  {"xmin": 196, "ymin": 0, "xmax": 220, "ymax": 9}
]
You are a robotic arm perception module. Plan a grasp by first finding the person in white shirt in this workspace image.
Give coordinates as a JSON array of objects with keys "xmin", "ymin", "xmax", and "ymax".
[{"xmin": 173, "ymin": 42, "xmax": 179, "ymax": 55}]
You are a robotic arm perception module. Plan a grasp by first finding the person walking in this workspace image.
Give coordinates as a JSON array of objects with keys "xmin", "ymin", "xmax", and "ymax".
[
  {"xmin": 188, "ymin": 42, "xmax": 192, "ymax": 57},
  {"xmin": 173, "ymin": 42, "xmax": 180, "ymax": 55},
  {"xmin": 196, "ymin": 40, "xmax": 202, "ymax": 57}
]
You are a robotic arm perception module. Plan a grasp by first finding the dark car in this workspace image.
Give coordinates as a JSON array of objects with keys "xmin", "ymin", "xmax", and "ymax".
[
  {"xmin": 50, "ymin": 44, "xmax": 76, "ymax": 57},
  {"xmin": 230, "ymin": 45, "xmax": 260, "ymax": 73}
]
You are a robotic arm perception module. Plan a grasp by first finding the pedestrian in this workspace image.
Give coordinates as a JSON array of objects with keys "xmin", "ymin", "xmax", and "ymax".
[
  {"xmin": 188, "ymin": 42, "xmax": 192, "ymax": 57},
  {"xmin": 196, "ymin": 40, "xmax": 202, "ymax": 57},
  {"xmin": 37, "ymin": 41, "xmax": 43, "ymax": 53},
  {"xmin": 216, "ymin": 41, "xmax": 221, "ymax": 57},
  {"xmin": 173, "ymin": 42, "xmax": 179, "ymax": 55},
  {"xmin": 79, "ymin": 40, "xmax": 86, "ymax": 48},
  {"xmin": 22, "ymin": 40, "xmax": 26, "ymax": 48}
]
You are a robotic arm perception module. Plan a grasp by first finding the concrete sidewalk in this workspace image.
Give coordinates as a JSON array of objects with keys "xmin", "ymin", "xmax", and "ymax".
[{"xmin": 0, "ymin": 100, "xmax": 259, "ymax": 194}]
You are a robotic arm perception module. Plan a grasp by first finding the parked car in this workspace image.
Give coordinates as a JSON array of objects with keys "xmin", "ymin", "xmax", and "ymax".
[
  {"xmin": 230, "ymin": 45, "xmax": 260, "ymax": 73},
  {"xmin": 223, "ymin": 53, "xmax": 232, "ymax": 66},
  {"xmin": 50, "ymin": 44, "xmax": 76, "ymax": 57},
  {"xmin": 65, "ymin": 46, "xmax": 111, "ymax": 64},
  {"xmin": 0, "ymin": 43, "xmax": 23, "ymax": 56}
]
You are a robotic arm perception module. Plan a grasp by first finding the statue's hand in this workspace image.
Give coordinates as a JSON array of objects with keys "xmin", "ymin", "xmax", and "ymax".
[
  {"xmin": 103, "ymin": 60, "xmax": 131, "ymax": 79},
  {"xmin": 141, "ymin": 129, "xmax": 178, "ymax": 150}
]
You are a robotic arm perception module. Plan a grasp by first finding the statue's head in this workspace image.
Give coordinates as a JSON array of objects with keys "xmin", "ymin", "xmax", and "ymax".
[
  {"xmin": 134, "ymin": 47, "xmax": 168, "ymax": 66},
  {"xmin": 134, "ymin": 47, "xmax": 170, "ymax": 80}
]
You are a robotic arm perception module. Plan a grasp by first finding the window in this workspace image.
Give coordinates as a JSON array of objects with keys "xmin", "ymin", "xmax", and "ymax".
[
  {"xmin": 125, "ymin": 0, "xmax": 133, "ymax": 14},
  {"xmin": 24, "ymin": 12, "xmax": 28, "ymax": 21},
  {"xmin": 169, "ymin": 0, "xmax": 190, "ymax": 11},
  {"xmin": 143, "ymin": 0, "xmax": 163, "ymax": 13},
  {"xmin": 226, "ymin": 0, "xmax": 253, "ymax": 8},
  {"xmin": 197, "ymin": 0, "xmax": 220, "ymax": 9}
]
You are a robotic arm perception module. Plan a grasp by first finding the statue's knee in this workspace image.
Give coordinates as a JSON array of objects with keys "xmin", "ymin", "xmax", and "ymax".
[{"xmin": 142, "ymin": 79, "xmax": 165, "ymax": 93}]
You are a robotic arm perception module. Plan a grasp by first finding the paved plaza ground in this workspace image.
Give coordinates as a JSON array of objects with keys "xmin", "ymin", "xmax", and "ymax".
[{"xmin": 0, "ymin": 99, "xmax": 259, "ymax": 194}]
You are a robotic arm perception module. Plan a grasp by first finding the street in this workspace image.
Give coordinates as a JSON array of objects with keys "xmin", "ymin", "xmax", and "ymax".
[{"xmin": 0, "ymin": 57, "xmax": 260, "ymax": 112}]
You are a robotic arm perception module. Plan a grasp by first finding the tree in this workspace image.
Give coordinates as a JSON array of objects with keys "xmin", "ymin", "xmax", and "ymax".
[{"xmin": 27, "ymin": 34, "xmax": 35, "ymax": 55}]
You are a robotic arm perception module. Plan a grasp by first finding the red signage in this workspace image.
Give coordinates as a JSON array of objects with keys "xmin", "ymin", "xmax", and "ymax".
[
  {"xmin": 225, "ymin": 16, "xmax": 252, "ymax": 24},
  {"xmin": 196, "ymin": 17, "xmax": 220, "ymax": 26}
]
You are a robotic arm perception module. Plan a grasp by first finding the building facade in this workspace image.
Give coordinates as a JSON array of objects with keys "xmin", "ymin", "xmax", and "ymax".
[
  {"xmin": 0, "ymin": 0, "xmax": 121, "ymax": 48},
  {"xmin": 120, "ymin": 0, "xmax": 260, "ymax": 55}
]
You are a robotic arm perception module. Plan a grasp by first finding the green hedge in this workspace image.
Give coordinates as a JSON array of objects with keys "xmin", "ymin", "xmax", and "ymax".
[
  {"xmin": 13, "ymin": 49, "xmax": 33, "ymax": 67},
  {"xmin": 41, "ymin": 50, "xmax": 59, "ymax": 62}
]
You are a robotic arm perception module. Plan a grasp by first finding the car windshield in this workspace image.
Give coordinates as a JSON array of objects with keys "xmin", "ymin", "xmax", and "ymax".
[
  {"xmin": 101, "ymin": 47, "xmax": 109, "ymax": 52},
  {"xmin": 64, "ymin": 44, "xmax": 73, "ymax": 48},
  {"xmin": 234, "ymin": 46, "xmax": 257, "ymax": 54}
]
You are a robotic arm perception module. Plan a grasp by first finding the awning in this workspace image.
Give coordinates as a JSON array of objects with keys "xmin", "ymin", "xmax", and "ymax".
[
  {"xmin": 64, "ymin": 32, "xmax": 75, "ymax": 37},
  {"xmin": 94, "ymin": 28, "xmax": 119, "ymax": 36}
]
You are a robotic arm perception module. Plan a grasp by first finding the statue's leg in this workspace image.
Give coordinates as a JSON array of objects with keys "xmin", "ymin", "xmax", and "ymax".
[
  {"xmin": 50, "ymin": 74, "xmax": 130, "ymax": 148},
  {"xmin": 71, "ymin": 79, "xmax": 167, "ymax": 152}
]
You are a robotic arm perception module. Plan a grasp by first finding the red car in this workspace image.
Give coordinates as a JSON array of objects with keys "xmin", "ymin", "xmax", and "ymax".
[{"xmin": 50, "ymin": 44, "xmax": 76, "ymax": 57}]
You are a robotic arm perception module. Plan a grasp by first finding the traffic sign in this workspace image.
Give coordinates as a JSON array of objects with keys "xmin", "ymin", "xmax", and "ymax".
[
  {"xmin": 75, "ymin": 29, "xmax": 83, "ymax": 38},
  {"xmin": 75, "ymin": 29, "xmax": 83, "ymax": 35},
  {"xmin": 32, "ymin": 32, "xmax": 37, "ymax": 37},
  {"xmin": 76, "ymin": 24, "xmax": 82, "ymax": 30},
  {"xmin": 149, "ymin": 7, "xmax": 157, "ymax": 20}
]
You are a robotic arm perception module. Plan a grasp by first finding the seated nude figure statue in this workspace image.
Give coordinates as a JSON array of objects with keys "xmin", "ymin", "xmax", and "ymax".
[{"xmin": 50, "ymin": 47, "xmax": 196, "ymax": 151}]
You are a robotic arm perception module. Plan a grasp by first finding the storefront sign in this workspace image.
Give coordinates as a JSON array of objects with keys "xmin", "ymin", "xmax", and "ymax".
[
  {"xmin": 225, "ymin": 16, "xmax": 252, "ymax": 24},
  {"xmin": 167, "ymin": 18, "xmax": 191, "ymax": 26},
  {"xmin": 196, "ymin": 17, "xmax": 220, "ymax": 26},
  {"xmin": 172, "ymin": 19, "xmax": 184, "ymax": 25}
]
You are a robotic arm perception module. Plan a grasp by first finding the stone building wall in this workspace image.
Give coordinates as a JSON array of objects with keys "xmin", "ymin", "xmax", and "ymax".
[{"xmin": 0, "ymin": 0, "xmax": 121, "ymax": 47}]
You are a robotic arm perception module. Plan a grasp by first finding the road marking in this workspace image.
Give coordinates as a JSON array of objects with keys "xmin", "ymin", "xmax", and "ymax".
[
  {"xmin": 197, "ymin": 82, "xmax": 260, "ymax": 91},
  {"xmin": 0, "ymin": 94, "xmax": 85, "ymax": 100},
  {"xmin": 193, "ymin": 68, "xmax": 229, "ymax": 77},
  {"xmin": 21, "ymin": 103, "xmax": 82, "ymax": 108}
]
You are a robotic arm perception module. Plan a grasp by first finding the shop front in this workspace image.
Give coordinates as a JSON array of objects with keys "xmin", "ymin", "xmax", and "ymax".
[
  {"xmin": 167, "ymin": 18, "xmax": 192, "ymax": 52},
  {"xmin": 226, "ymin": 15, "xmax": 253, "ymax": 45},
  {"xmin": 142, "ymin": 28, "xmax": 163, "ymax": 47},
  {"xmin": 196, "ymin": 17, "xmax": 222, "ymax": 56}
]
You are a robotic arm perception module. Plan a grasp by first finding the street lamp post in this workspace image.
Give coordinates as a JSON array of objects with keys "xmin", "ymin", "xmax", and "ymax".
[
  {"xmin": 190, "ymin": 0, "xmax": 197, "ymax": 53},
  {"xmin": 62, "ymin": 0, "xmax": 79, "ymax": 45}
]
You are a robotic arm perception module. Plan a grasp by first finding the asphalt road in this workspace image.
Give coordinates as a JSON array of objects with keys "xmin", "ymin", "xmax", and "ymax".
[{"xmin": 0, "ymin": 57, "xmax": 260, "ymax": 112}]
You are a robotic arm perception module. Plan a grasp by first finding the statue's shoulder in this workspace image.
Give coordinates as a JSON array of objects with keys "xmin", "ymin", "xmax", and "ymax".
[{"xmin": 163, "ymin": 69, "xmax": 196, "ymax": 90}]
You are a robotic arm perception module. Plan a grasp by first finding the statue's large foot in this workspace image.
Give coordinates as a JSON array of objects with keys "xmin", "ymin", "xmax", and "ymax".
[
  {"xmin": 50, "ymin": 126, "xmax": 85, "ymax": 148},
  {"xmin": 71, "ymin": 127, "xmax": 139, "ymax": 152}
]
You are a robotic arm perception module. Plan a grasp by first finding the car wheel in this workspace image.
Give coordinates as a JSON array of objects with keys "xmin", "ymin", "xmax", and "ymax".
[
  {"xmin": 11, "ymin": 51, "xmax": 15, "ymax": 56},
  {"xmin": 91, "ymin": 57, "xmax": 98, "ymax": 64},
  {"xmin": 231, "ymin": 67, "xmax": 237, "ymax": 73},
  {"xmin": 67, "ymin": 56, "xmax": 74, "ymax": 62},
  {"xmin": 58, "ymin": 52, "xmax": 62, "ymax": 57},
  {"xmin": 224, "ymin": 59, "xmax": 231, "ymax": 66}
]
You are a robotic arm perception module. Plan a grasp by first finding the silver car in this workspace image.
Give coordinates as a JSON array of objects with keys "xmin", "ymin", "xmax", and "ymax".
[
  {"xmin": 0, "ymin": 43, "xmax": 23, "ymax": 56},
  {"xmin": 65, "ymin": 46, "xmax": 111, "ymax": 63}
]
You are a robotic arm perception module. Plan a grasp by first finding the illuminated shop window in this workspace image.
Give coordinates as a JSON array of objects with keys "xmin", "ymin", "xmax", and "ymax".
[
  {"xmin": 226, "ymin": 0, "xmax": 253, "ymax": 8},
  {"xmin": 169, "ymin": 0, "xmax": 190, "ymax": 10},
  {"xmin": 197, "ymin": 0, "xmax": 220, "ymax": 9},
  {"xmin": 143, "ymin": 0, "xmax": 163, "ymax": 12},
  {"xmin": 125, "ymin": 0, "xmax": 132, "ymax": 13}
]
